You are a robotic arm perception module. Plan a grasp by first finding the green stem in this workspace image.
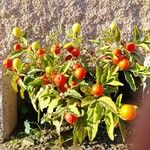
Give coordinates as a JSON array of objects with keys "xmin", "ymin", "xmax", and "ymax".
[{"xmin": 38, "ymin": 105, "xmax": 40, "ymax": 123}]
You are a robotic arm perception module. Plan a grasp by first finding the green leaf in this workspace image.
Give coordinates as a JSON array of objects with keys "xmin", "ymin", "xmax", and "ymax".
[
  {"xmin": 18, "ymin": 78, "xmax": 26, "ymax": 89},
  {"xmin": 80, "ymin": 85, "xmax": 91, "ymax": 96},
  {"xmin": 105, "ymin": 86, "xmax": 118, "ymax": 94},
  {"xmin": 138, "ymin": 43, "xmax": 150, "ymax": 51},
  {"xmin": 24, "ymin": 76, "xmax": 34, "ymax": 85},
  {"xmin": 114, "ymin": 28, "xmax": 121, "ymax": 42},
  {"xmin": 105, "ymin": 112, "xmax": 115, "ymax": 141},
  {"xmin": 111, "ymin": 66, "xmax": 119, "ymax": 76},
  {"xmin": 96, "ymin": 66, "xmax": 102, "ymax": 83},
  {"xmin": 66, "ymin": 89, "xmax": 82, "ymax": 99},
  {"xmin": 101, "ymin": 64, "xmax": 109, "ymax": 84},
  {"xmin": 107, "ymin": 80, "xmax": 124, "ymax": 86},
  {"xmin": 81, "ymin": 96, "xmax": 95, "ymax": 107},
  {"xmin": 98, "ymin": 96, "xmax": 118, "ymax": 114},
  {"xmin": 131, "ymin": 53, "xmax": 143, "ymax": 64},
  {"xmin": 11, "ymin": 75, "xmax": 18, "ymax": 92},
  {"xmin": 10, "ymin": 51, "xmax": 24, "ymax": 59},
  {"xmin": 47, "ymin": 98, "xmax": 60, "ymax": 114},
  {"xmin": 20, "ymin": 87, "xmax": 25, "ymax": 99},
  {"xmin": 68, "ymin": 75, "xmax": 73, "ymax": 86},
  {"xmin": 133, "ymin": 26, "xmax": 140, "ymax": 42},
  {"xmin": 67, "ymin": 104, "xmax": 80, "ymax": 117},
  {"xmin": 87, "ymin": 102, "xmax": 103, "ymax": 141},
  {"xmin": 118, "ymin": 120, "xmax": 126, "ymax": 142},
  {"xmin": 124, "ymin": 71, "xmax": 136, "ymax": 92},
  {"xmin": 39, "ymin": 97, "xmax": 50, "ymax": 111},
  {"xmin": 21, "ymin": 37, "xmax": 28, "ymax": 47},
  {"xmin": 27, "ymin": 69, "xmax": 42, "ymax": 75},
  {"xmin": 24, "ymin": 120, "xmax": 31, "ymax": 134},
  {"xmin": 53, "ymin": 120, "xmax": 61, "ymax": 135},
  {"xmin": 59, "ymin": 61, "xmax": 72, "ymax": 74},
  {"xmin": 116, "ymin": 94, "xmax": 122, "ymax": 107},
  {"xmin": 31, "ymin": 87, "xmax": 44, "ymax": 112},
  {"xmin": 28, "ymin": 78, "xmax": 42, "ymax": 86},
  {"xmin": 73, "ymin": 117, "xmax": 87, "ymax": 144},
  {"xmin": 38, "ymin": 86, "xmax": 53, "ymax": 111}
]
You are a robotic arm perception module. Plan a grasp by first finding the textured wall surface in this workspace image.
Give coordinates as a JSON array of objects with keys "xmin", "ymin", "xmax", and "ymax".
[
  {"xmin": 0, "ymin": 70, "xmax": 17, "ymax": 142},
  {"xmin": 0, "ymin": 0, "xmax": 150, "ymax": 141}
]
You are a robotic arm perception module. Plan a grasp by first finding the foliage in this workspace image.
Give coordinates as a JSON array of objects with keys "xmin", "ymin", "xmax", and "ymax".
[{"xmin": 3, "ymin": 23, "xmax": 150, "ymax": 144}]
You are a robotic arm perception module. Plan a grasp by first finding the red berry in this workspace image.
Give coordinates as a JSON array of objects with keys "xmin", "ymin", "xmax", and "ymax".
[
  {"xmin": 74, "ymin": 67, "xmax": 86, "ymax": 80},
  {"xmin": 73, "ymin": 63, "xmax": 82, "ymax": 71},
  {"xmin": 118, "ymin": 59, "xmax": 130, "ymax": 70},
  {"xmin": 41, "ymin": 74, "xmax": 51, "ymax": 85},
  {"xmin": 118, "ymin": 55, "xmax": 126, "ymax": 61},
  {"xmin": 51, "ymin": 71, "xmax": 57, "ymax": 82},
  {"xmin": 64, "ymin": 112, "xmax": 77, "ymax": 125},
  {"xmin": 66, "ymin": 47, "xmax": 74, "ymax": 53},
  {"xmin": 58, "ymin": 85, "xmax": 67, "ymax": 93},
  {"xmin": 91, "ymin": 83, "xmax": 104, "ymax": 97},
  {"xmin": 3, "ymin": 58, "xmax": 13, "ymax": 69},
  {"xmin": 51, "ymin": 44, "xmax": 61, "ymax": 55},
  {"xmin": 112, "ymin": 58, "xmax": 120, "ymax": 65},
  {"xmin": 71, "ymin": 48, "xmax": 80, "ymax": 57},
  {"xmin": 112, "ymin": 49, "xmax": 122, "ymax": 56},
  {"xmin": 36, "ymin": 48, "xmax": 45, "ymax": 57},
  {"xmin": 65, "ymin": 55, "xmax": 72, "ymax": 61},
  {"xmin": 125, "ymin": 42, "xmax": 137, "ymax": 53},
  {"xmin": 54, "ymin": 74, "xmax": 67, "ymax": 86},
  {"xmin": 13, "ymin": 43, "xmax": 22, "ymax": 51}
]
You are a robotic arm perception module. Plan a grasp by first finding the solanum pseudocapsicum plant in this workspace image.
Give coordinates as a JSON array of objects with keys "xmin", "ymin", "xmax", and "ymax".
[{"xmin": 3, "ymin": 22, "xmax": 150, "ymax": 144}]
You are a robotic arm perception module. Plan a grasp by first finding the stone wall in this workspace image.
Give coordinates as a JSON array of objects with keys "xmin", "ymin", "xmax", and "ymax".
[
  {"xmin": 0, "ymin": 69, "xmax": 17, "ymax": 142},
  {"xmin": 0, "ymin": 0, "xmax": 150, "ymax": 141}
]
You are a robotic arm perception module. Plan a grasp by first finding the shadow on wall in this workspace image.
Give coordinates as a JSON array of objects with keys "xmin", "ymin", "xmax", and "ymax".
[{"xmin": 128, "ymin": 79, "xmax": 150, "ymax": 150}]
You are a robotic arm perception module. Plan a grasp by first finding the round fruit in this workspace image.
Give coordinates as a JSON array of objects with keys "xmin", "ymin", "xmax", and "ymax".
[
  {"xmin": 120, "ymin": 104, "xmax": 137, "ymax": 121},
  {"xmin": 64, "ymin": 112, "xmax": 77, "ymax": 125},
  {"xmin": 110, "ymin": 22, "xmax": 117, "ymax": 31},
  {"xmin": 54, "ymin": 74, "xmax": 67, "ymax": 86},
  {"xmin": 112, "ymin": 58, "xmax": 120, "ymax": 65},
  {"xmin": 3, "ymin": 58, "xmax": 13, "ymax": 69},
  {"xmin": 91, "ymin": 83, "xmax": 104, "ymax": 97},
  {"xmin": 41, "ymin": 74, "xmax": 51, "ymax": 85},
  {"xmin": 118, "ymin": 59, "xmax": 129, "ymax": 70},
  {"xmin": 51, "ymin": 71, "xmax": 57, "ymax": 82},
  {"xmin": 51, "ymin": 44, "xmax": 61, "ymax": 55},
  {"xmin": 64, "ymin": 42, "xmax": 74, "ymax": 53},
  {"xmin": 71, "ymin": 48, "xmax": 80, "ymax": 57},
  {"xmin": 118, "ymin": 54, "xmax": 126, "ymax": 61},
  {"xmin": 74, "ymin": 67, "xmax": 86, "ymax": 80},
  {"xmin": 67, "ymin": 47, "xmax": 74, "ymax": 53},
  {"xmin": 58, "ymin": 85, "xmax": 67, "ymax": 93},
  {"xmin": 31, "ymin": 41, "xmax": 40, "ymax": 51},
  {"xmin": 12, "ymin": 27, "xmax": 23, "ymax": 37},
  {"xmin": 12, "ymin": 58, "xmax": 22, "ymax": 70},
  {"xmin": 112, "ymin": 49, "xmax": 122, "ymax": 56},
  {"xmin": 72, "ymin": 23, "xmax": 81, "ymax": 34},
  {"xmin": 73, "ymin": 63, "xmax": 82, "ymax": 71},
  {"xmin": 65, "ymin": 55, "xmax": 72, "ymax": 61},
  {"xmin": 36, "ymin": 48, "xmax": 45, "ymax": 57},
  {"xmin": 125, "ymin": 42, "xmax": 137, "ymax": 53},
  {"xmin": 13, "ymin": 43, "xmax": 22, "ymax": 51},
  {"xmin": 45, "ymin": 66, "xmax": 52, "ymax": 74}
]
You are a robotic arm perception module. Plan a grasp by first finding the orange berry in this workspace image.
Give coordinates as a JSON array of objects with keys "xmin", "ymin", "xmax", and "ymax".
[
  {"xmin": 118, "ymin": 59, "xmax": 129, "ymax": 70},
  {"xmin": 120, "ymin": 104, "xmax": 137, "ymax": 121},
  {"xmin": 91, "ymin": 83, "xmax": 104, "ymax": 97}
]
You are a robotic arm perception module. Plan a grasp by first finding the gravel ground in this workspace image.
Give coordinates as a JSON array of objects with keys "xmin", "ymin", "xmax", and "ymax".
[{"xmin": 0, "ymin": 123, "xmax": 134, "ymax": 150}]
